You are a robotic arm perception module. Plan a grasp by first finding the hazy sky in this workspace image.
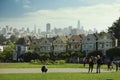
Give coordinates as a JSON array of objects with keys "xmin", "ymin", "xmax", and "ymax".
[{"xmin": 0, "ymin": 0, "xmax": 120, "ymax": 32}]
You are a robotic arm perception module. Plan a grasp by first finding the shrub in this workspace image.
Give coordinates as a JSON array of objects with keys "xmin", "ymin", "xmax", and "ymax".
[
  {"xmin": 55, "ymin": 60, "xmax": 66, "ymax": 64},
  {"xmin": 30, "ymin": 59, "xmax": 66, "ymax": 65},
  {"xmin": 30, "ymin": 59, "xmax": 41, "ymax": 64}
]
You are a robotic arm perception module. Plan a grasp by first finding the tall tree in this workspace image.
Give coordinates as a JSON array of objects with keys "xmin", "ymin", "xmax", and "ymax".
[
  {"xmin": 106, "ymin": 47, "xmax": 120, "ymax": 59},
  {"xmin": 108, "ymin": 17, "xmax": 120, "ymax": 46},
  {"xmin": 0, "ymin": 35, "xmax": 6, "ymax": 44},
  {"xmin": 98, "ymin": 31, "xmax": 106, "ymax": 36},
  {"xmin": 10, "ymin": 35, "xmax": 18, "ymax": 43},
  {"xmin": 0, "ymin": 42, "xmax": 14, "ymax": 62}
]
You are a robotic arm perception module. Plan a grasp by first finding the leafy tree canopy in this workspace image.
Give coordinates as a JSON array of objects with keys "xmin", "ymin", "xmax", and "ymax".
[
  {"xmin": 108, "ymin": 17, "xmax": 120, "ymax": 45},
  {"xmin": 0, "ymin": 35, "xmax": 6, "ymax": 44},
  {"xmin": 10, "ymin": 35, "xmax": 18, "ymax": 43},
  {"xmin": 88, "ymin": 50, "xmax": 103, "ymax": 58},
  {"xmin": 106, "ymin": 47, "xmax": 120, "ymax": 59}
]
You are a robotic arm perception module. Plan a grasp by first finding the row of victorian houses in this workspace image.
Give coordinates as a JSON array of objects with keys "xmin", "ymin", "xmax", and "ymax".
[{"xmin": 13, "ymin": 33, "xmax": 117, "ymax": 61}]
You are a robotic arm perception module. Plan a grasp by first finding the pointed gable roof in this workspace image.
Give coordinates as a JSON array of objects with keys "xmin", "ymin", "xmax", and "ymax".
[
  {"xmin": 59, "ymin": 36, "xmax": 70, "ymax": 44},
  {"xmin": 53, "ymin": 35, "xmax": 70, "ymax": 44},
  {"xmin": 15, "ymin": 36, "xmax": 32, "ymax": 46},
  {"xmin": 39, "ymin": 37, "xmax": 54, "ymax": 45},
  {"xmin": 82, "ymin": 33, "xmax": 99, "ymax": 43},
  {"xmin": 47, "ymin": 38, "xmax": 54, "ymax": 43},
  {"xmin": 98, "ymin": 33, "xmax": 115, "ymax": 42},
  {"xmin": 69, "ymin": 34, "xmax": 84, "ymax": 42}
]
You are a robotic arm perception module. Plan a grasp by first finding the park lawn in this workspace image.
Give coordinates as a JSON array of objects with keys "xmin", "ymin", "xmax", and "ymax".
[
  {"xmin": 0, "ymin": 63, "xmax": 109, "ymax": 69},
  {"xmin": 0, "ymin": 63, "xmax": 41, "ymax": 68},
  {"xmin": 0, "ymin": 63, "xmax": 90, "ymax": 68},
  {"xmin": 0, "ymin": 72, "xmax": 119, "ymax": 80}
]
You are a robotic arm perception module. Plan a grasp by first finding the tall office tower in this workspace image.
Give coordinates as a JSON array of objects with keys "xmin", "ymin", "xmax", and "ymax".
[
  {"xmin": 46, "ymin": 23, "xmax": 51, "ymax": 32},
  {"xmin": 27, "ymin": 27, "xmax": 30, "ymax": 33},
  {"xmin": 22, "ymin": 27, "xmax": 25, "ymax": 31},
  {"xmin": 77, "ymin": 20, "xmax": 80, "ymax": 29},
  {"xmin": 38, "ymin": 28, "xmax": 40, "ymax": 34},
  {"xmin": 71, "ymin": 28, "xmax": 78, "ymax": 35},
  {"xmin": 6, "ymin": 25, "xmax": 9, "ymax": 31},
  {"xmin": 94, "ymin": 28, "xmax": 97, "ymax": 33},
  {"xmin": 2, "ymin": 28, "xmax": 7, "ymax": 35},
  {"xmin": 68, "ymin": 26, "xmax": 72, "ymax": 34},
  {"xmin": 34, "ymin": 24, "xmax": 36, "ymax": 33},
  {"xmin": 69, "ymin": 26, "xmax": 72, "ymax": 30},
  {"xmin": 10, "ymin": 27, "xmax": 13, "ymax": 31}
]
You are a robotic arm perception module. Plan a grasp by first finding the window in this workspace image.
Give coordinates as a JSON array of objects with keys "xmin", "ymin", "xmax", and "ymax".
[
  {"xmin": 69, "ymin": 44, "xmax": 71, "ymax": 48},
  {"xmin": 75, "ymin": 45, "xmax": 77, "ymax": 48},
  {"xmin": 28, "ymin": 47, "xmax": 30, "ymax": 50},
  {"xmin": 33, "ymin": 42, "xmax": 36, "ymax": 45},
  {"xmin": 89, "ymin": 44, "xmax": 93, "ymax": 48},
  {"xmin": 48, "ymin": 46, "xmax": 50, "ymax": 50},
  {"xmin": 27, "ymin": 40, "xmax": 29, "ymax": 43},
  {"xmin": 87, "ymin": 38, "xmax": 90, "ymax": 41},
  {"xmin": 60, "ymin": 45, "xmax": 63, "ymax": 47},
  {"xmin": 106, "ymin": 43, "xmax": 109, "ymax": 47},
  {"xmin": 55, "ymin": 45, "xmax": 57, "ymax": 47},
  {"xmin": 45, "ymin": 41, "xmax": 47, "ymax": 44},
  {"xmin": 34, "ymin": 48, "xmax": 36, "ymax": 51},
  {"xmin": 18, "ymin": 46, "xmax": 21, "ymax": 51}
]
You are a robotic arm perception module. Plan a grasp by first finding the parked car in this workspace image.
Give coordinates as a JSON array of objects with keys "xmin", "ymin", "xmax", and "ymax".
[{"xmin": 112, "ymin": 58, "xmax": 120, "ymax": 64}]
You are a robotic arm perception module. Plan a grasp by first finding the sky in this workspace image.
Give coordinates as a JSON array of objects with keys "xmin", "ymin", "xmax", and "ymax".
[{"xmin": 0, "ymin": 0, "xmax": 120, "ymax": 32}]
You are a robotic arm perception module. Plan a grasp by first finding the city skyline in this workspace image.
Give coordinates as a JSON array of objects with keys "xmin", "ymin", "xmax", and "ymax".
[{"xmin": 0, "ymin": 0, "xmax": 120, "ymax": 32}]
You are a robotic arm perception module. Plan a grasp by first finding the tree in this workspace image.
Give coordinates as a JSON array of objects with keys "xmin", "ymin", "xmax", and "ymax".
[
  {"xmin": 58, "ymin": 52, "xmax": 70, "ymax": 59},
  {"xmin": 10, "ymin": 35, "xmax": 18, "ymax": 43},
  {"xmin": 108, "ymin": 17, "xmax": 120, "ymax": 46},
  {"xmin": 39, "ymin": 53, "xmax": 50, "ymax": 61},
  {"xmin": 20, "ymin": 52, "xmax": 39, "ymax": 62},
  {"xmin": 106, "ymin": 47, "xmax": 120, "ymax": 59},
  {"xmin": 98, "ymin": 31, "xmax": 107, "ymax": 36},
  {"xmin": 0, "ymin": 43, "xmax": 14, "ymax": 62},
  {"xmin": 0, "ymin": 35, "xmax": 6, "ymax": 44},
  {"xmin": 88, "ymin": 50, "xmax": 103, "ymax": 58}
]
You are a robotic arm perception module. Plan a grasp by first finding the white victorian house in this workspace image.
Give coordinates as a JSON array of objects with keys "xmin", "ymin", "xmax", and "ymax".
[
  {"xmin": 13, "ymin": 36, "xmax": 32, "ymax": 61},
  {"xmin": 82, "ymin": 33, "xmax": 116, "ymax": 56},
  {"xmin": 67, "ymin": 35, "xmax": 84, "ymax": 52},
  {"xmin": 82, "ymin": 34, "xmax": 98, "ymax": 56},
  {"xmin": 30, "ymin": 38, "xmax": 42, "ymax": 54},
  {"xmin": 98, "ymin": 33, "xmax": 115, "ymax": 55},
  {"xmin": 53, "ymin": 36, "xmax": 69, "ymax": 54},
  {"xmin": 39, "ymin": 38, "xmax": 53, "ymax": 53}
]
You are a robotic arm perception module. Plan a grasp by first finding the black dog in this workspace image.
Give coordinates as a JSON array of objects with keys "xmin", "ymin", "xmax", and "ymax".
[{"xmin": 41, "ymin": 65, "xmax": 48, "ymax": 73}]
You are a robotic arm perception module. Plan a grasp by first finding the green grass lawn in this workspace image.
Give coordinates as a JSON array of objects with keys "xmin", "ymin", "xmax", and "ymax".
[
  {"xmin": 0, "ymin": 63, "xmax": 88, "ymax": 68},
  {"xmin": 0, "ymin": 72, "xmax": 119, "ymax": 80},
  {"xmin": 0, "ymin": 63, "xmax": 109, "ymax": 69}
]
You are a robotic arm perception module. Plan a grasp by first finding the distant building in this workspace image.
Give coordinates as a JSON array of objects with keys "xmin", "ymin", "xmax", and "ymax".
[
  {"xmin": 77, "ymin": 20, "xmax": 80, "ymax": 29},
  {"xmin": 6, "ymin": 25, "xmax": 9, "ymax": 31},
  {"xmin": 27, "ymin": 27, "xmax": 30, "ymax": 33},
  {"xmin": 34, "ymin": 25, "xmax": 36, "ymax": 34},
  {"xmin": 46, "ymin": 23, "xmax": 51, "ymax": 32},
  {"xmin": 38, "ymin": 28, "xmax": 41, "ymax": 34},
  {"xmin": 2, "ymin": 28, "xmax": 7, "ymax": 35},
  {"xmin": 71, "ymin": 28, "xmax": 79, "ymax": 35}
]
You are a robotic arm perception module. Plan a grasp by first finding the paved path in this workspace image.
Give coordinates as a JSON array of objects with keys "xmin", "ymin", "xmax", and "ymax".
[{"xmin": 0, "ymin": 68, "xmax": 114, "ymax": 74}]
